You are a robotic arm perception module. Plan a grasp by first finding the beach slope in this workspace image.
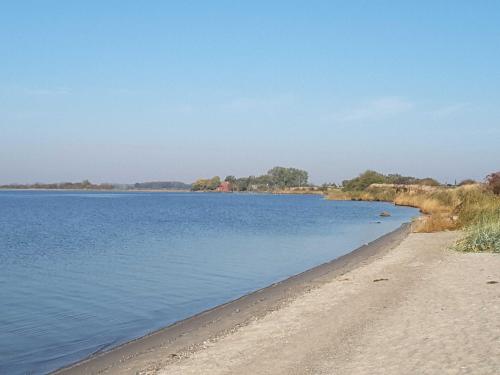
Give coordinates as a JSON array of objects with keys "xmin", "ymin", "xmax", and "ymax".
[{"xmin": 156, "ymin": 232, "xmax": 499, "ymax": 375}]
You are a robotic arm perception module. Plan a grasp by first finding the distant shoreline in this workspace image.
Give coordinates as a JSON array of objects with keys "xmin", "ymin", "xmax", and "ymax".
[
  {"xmin": 0, "ymin": 188, "xmax": 325, "ymax": 195},
  {"xmin": 0, "ymin": 188, "xmax": 192, "ymax": 193}
]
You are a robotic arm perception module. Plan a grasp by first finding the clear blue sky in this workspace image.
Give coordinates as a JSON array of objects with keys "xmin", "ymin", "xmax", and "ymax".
[{"xmin": 1, "ymin": 1, "xmax": 499, "ymax": 184}]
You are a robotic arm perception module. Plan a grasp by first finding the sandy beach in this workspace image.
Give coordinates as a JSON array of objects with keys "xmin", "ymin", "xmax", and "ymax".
[
  {"xmin": 56, "ymin": 227, "xmax": 500, "ymax": 375},
  {"xmin": 156, "ymin": 231, "xmax": 499, "ymax": 375}
]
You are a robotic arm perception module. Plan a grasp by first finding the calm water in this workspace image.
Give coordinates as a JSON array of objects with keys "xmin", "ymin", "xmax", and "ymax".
[{"xmin": 0, "ymin": 191, "xmax": 418, "ymax": 374}]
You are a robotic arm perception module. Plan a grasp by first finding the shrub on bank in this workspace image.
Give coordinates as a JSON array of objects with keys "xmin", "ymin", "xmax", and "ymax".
[
  {"xmin": 487, "ymin": 172, "xmax": 500, "ymax": 195},
  {"xmin": 455, "ymin": 219, "xmax": 500, "ymax": 253},
  {"xmin": 453, "ymin": 186, "xmax": 500, "ymax": 252}
]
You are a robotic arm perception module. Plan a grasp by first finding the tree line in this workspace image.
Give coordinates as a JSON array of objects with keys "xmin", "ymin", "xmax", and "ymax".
[
  {"xmin": 341, "ymin": 170, "xmax": 441, "ymax": 191},
  {"xmin": 3, "ymin": 169, "xmax": 492, "ymax": 193},
  {"xmin": 191, "ymin": 166, "xmax": 309, "ymax": 192},
  {"xmin": 0, "ymin": 180, "xmax": 115, "ymax": 190},
  {"xmin": 0, "ymin": 180, "xmax": 192, "ymax": 191},
  {"xmin": 133, "ymin": 181, "xmax": 192, "ymax": 190},
  {"xmin": 338, "ymin": 170, "xmax": 486, "ymax": 192}
]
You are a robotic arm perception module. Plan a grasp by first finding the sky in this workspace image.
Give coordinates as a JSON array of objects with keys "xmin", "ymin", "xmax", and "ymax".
[{"xmin": 1, "ymin": 1, "xmax": 499, "ymax": 185}]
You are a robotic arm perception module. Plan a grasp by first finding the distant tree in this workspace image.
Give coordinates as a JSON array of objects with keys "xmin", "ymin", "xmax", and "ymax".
[
  {"xmin": 342, "ymin": 170, "xmax": 387, "ymax": 191},
  {"xmin": 0, "ymin": 180, "xmax": 117, "ymax": 190},
  {"xmin": 319, "ymin": 182, "xmax": 337, "ymax": 191},
  {"xmin": 191, "ymin": 167, "xmax": 309, "ymax": 192},
  {"xmin": 458, "ymin": 179, "xmax": 477, "ymax": 186},
  {"xmin": 191, "ymin": 178, "xmax": 211, "ymax": 191},
  {"xmin": 267, "ymin": 166, "xmax": 308, "ymax": 188},
  {"xmin": 234, "ymin": 177, "xmax": 250, "ymax": 191},
  {"xmin": 133, "ymin": 181, "xmax": 191, "ymax": 190},
  {"xmin": 416, "ymin": 178, "xmax": 440, "ymax": 186},
  {"xmin": 386, "ymin": 174, "xmax": 418, "ymax": 185},
  {"xmin": 254, "ymin": 174, "xmax": 274, "ymax": 187},
  {"xmin": 486, "ymin": 172, "xmax": 500, "ymax": 195},
  {"xmin": 267, "ymin": 167, "xmax": 287, "ymax": 188},
  {"xmin": 208, "ymin": 176, "xmax": 221, "ymax": 190}
]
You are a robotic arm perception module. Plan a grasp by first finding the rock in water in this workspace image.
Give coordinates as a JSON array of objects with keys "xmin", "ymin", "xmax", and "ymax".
[{"xmin": 380, "ymin": 211, "xmax": 391, "ymax": 217}]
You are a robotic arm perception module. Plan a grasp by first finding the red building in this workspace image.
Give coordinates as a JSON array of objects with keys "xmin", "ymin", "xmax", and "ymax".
[{"xmin": 216, "ymin": 181, "xmax": 232, "ymax": 192}]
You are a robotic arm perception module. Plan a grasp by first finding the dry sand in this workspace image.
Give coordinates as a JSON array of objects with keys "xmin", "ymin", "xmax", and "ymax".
[{"xmin": 156, "ymin": 232, "xmax": 500, "ymax": 375}]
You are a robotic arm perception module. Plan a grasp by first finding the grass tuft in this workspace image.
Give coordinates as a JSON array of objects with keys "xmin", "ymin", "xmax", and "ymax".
[{"xmin": 414, "ymin": 214, "xmax": 457, "ymax": 233}]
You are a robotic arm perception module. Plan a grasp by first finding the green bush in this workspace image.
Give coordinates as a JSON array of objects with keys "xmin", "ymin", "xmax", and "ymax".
[
  {"xmin": 455, "ymin": 219, "xmax": 500, "ymax": 253},
  {"xmin": 342, "ymin": 170, "xmax": 387, "ymax": 191}
]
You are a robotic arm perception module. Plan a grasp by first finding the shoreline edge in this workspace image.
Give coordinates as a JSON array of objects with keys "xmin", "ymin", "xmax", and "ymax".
[{"xmin": 54, "ymin": 222, "xmax": 412, "ymax": 375}]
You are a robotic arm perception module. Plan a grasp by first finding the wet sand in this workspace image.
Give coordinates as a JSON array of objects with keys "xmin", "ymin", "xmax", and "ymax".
[{"xmin": 56, "ymin": 228, "xmax": 500, "ymax": 375}]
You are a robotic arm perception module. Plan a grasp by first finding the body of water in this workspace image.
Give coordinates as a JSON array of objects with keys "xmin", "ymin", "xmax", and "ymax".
[{"xmin": 0, "ymin": 191, "xmax": 418, "ymax": 374}]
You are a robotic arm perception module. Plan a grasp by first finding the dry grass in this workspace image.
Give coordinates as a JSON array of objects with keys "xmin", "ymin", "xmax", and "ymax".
[
  {"xmin": 392, "ymin": 187, "xmax": 474, "ymax": 232},
  {"xmin": 326, "ymin": 189, "xmax": 354, "ymax": 200},
  {"xmin": 413, "ymin": 214, "xmax": 457, "ymax": 232},
  {"xmin": 327, "ymin": 184, "xmax": 500, "ymax": 243},
  {"xmin": 273, "ymin": 187, "xmax": 324, "ymax": 195},
  {"xmin": 394, "ymin": 194, "xmax": 450, "ymax": 215}
]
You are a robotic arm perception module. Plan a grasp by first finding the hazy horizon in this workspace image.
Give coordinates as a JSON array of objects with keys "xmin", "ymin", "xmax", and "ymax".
[
  {"xmin": 0, "ymin": 166, "xmax": 491, "ymax": 187},
  {"xmin": 1, "ymin": 1, "xmax": 499, "ymax": 185}
]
